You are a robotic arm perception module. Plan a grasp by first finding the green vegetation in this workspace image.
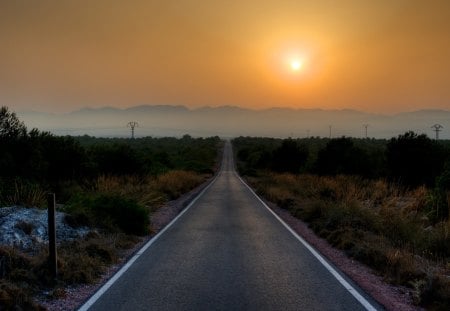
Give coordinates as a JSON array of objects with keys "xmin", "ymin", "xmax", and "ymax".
[
  {"xmin": 234, "ymin": 135, "xmax": 450, "ymax": 309},
  {"xmin": 0, "ymin": 106, "xmax": 222, "ymax": 309},
  {"xmin": 66, "ymin": 194, "xmax": 150, "ymax": 235}
]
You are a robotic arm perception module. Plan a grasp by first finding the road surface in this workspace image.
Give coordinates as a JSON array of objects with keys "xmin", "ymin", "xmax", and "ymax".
[{"xmin": 81, "ymin": 142, "xmax": 380, "ymax": 311}]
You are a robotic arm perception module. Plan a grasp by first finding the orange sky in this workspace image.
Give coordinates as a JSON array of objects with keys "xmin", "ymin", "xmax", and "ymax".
[{"xmin": 1, "ymin": 0, "xmax": 450, "ymax": 113}]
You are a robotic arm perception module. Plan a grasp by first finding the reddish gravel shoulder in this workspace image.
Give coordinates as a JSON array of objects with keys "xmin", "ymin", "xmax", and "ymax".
[
  {"xmin": 265, "ymin": 201, "xmax": 423, "ymax": 311},
  {"xmin": 40, "ymin": 174, "xmax": 421, "ymax": 311}
]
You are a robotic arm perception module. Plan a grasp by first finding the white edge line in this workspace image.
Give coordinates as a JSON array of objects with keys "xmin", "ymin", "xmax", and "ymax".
[
  {"xmin": 235, "ymin": 172, "xmax": 378, "ymax": 311},
  {"xmin": 78, "ymin": 174, "xmax": 219, "ymax": 311}
]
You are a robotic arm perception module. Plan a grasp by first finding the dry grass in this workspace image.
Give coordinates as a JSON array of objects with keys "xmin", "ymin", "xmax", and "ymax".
[
  {"xmin": 249, "ymin": 172, "xmax": 450, "ymax": 309},
  {"xmin": 93, "ymin": 175, "xmax": 165, "ymax": 211},
  {"xmin": 3, "ymin": 180, "xmax": 46, "ymax": 208},
  {"xmin": 91, "ymin": 170, "xmax": 206, "ymax": 210},
  {"xmin": 56, "ymin": 233, "xmax": 138, "ymax": 284},
  {"xmin": 156, "ymin": 170, "xmax": 205, "ymax": 200},
  {"xmin": 0, "ymin": 232, "xmax": 139, "ymax": 309}
]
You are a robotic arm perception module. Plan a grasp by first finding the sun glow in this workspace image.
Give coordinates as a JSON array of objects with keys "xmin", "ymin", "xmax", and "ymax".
[
  {"xmin": 268, "ymin": 42, "xmax": 318, "ymax": 82},
  {"xmin": 290, "ymin": 60, "xmax": 303, "ymax": 71}
]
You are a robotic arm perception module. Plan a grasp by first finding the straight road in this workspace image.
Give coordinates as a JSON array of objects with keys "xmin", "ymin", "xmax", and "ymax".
[{"xmin": 82, "ymin": 142, "xmax": 380, "ymax": 311}]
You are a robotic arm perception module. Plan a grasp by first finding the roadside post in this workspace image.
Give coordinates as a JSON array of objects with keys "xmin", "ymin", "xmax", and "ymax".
[{"xmin": 47, "ymin": 193, "xmax": 57, "ymax": 279}]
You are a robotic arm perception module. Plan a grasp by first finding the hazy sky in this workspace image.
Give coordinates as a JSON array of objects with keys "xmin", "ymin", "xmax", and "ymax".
[{"xmin": 1, "ymin": 0, "xmax": 450, "ymax": 113}]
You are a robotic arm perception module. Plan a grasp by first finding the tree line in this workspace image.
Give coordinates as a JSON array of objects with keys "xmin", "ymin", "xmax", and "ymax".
[
  {"xmin": 0, "ymin": 106, "xmax": 220, "ymax": 203},
  {"xmin": 233, "ymin": 134, "xmax": 450, "ymax": 187}
]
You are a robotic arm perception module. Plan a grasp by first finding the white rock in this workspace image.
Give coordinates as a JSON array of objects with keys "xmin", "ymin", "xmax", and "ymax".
[{"xmin": 0, "ymin": 206, "xmax": 90, "ymax": 250}]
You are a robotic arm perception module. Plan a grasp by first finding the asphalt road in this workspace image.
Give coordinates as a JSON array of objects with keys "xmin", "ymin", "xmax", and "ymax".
[{"xmin": 82, "ymin": 142, "xmax": 381, "ymax": 311}]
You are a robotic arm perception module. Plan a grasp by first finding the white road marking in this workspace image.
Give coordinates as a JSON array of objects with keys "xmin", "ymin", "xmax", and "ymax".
[
  {"xmin": 78, "ymin": 141, "xmax": 377, "ymax": 310},
  {"xmin": 77, "ymin": 175, "xmax": 218, "ymax": 311},
  {"xmin": 235, "ymin": 172, "xmax": 378, "ymax": 311}
]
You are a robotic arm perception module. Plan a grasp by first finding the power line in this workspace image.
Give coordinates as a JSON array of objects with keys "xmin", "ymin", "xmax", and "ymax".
[
  {"xmin": 431, "ymin": 124, "xmax": 443, "ymax": 140},
  {"xmin": 363, "ymin": 124, "xmax": 369, "ymax": 139},
  {"xmin": 127, "ymin": 121, "xmax": 139, "ymax": 139}
]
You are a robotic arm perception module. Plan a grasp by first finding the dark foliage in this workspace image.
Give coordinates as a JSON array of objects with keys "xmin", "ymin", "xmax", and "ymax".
[
  {"xmin": 233, "ymin": 134, "xmax": 449, "ymax": 187},
  {"xmin": 1, "ymin": 126, "xmax": 89, "ymax": 184},
  {"xmin": 76, "ymin": 134, "xmax": 221, "ymax": 175},
  {"xmin": 66, "ymin": 194, "xmax": 149, "ymax": 235},
  {"xmin": 89, "ymin": 143, "xmax": 143, "ymax": 176},
  {"xmin": 0, "ymin": 107, "xmax": 221, "ymax": 205},
  {"xmin": 386, "ymin": 131, "xmax": 446, "ymax": 187},
  {"xmin": 271, "ymin": 139, "xmax": 308, "ymax": 173},
  {"xmin": 315, "ymin": 137, "xmax": 374, "ymax": 177},
  {"xmin": 0, "ymin": 106, "xmax": 27, "ymax": 139}
]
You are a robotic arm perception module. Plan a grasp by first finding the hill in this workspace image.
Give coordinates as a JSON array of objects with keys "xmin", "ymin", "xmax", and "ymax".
[{"xmin": 18, "ymin": 105, "xmax": 450, "ymax": 138}]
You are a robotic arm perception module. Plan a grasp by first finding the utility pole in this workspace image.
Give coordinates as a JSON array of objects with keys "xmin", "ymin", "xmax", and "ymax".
[
  {"xmin": 306, "ymin": 129, "xmax": 310, "ymax": 138},
  {"xmin": 329, "ymin": 125, "xmax": 332, "ymax": 139},
  {"xmin": 127, "ymin": 121, "xmax": 139, "ymax": 139},
  {"xmin": 431, "ymin": 124, "xmax": 443, "ymax": 140},
  {"xmin": 363, "ymin": 124, "xmax": 369, "ymax": 139},
  {"xmin": 47, "ymin": 193, "xmax": 57, "ymax": 280}
]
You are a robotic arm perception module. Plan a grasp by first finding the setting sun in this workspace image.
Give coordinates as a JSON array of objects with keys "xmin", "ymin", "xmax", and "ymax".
[{"xmin": 290, "ymin": 60, "xmax": 303, "ymax": 71}]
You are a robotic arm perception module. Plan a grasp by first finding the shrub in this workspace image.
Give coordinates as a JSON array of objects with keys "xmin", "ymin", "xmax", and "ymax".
[
  {"xmin": 315, "ymin": 137, "xmax": 372, "ymax": 177},
  {"xmin": 2, "ymin": 179, "xmax": 46, "ymax": 207},
  {"xmin": 89, "ymin": 144, "xmax": 143, "ymax": 176},
  {"xmin": 0, "ymin": 280, "xmax": 42, "ymax": 310},
  {"xmin": 157, "ymin": 170, "xmax": 204, "ymax": 200},
  {"xmin": 56, "ymin": 237, "xmax": 118, "ymax": 284},
  {"xmin": 386, "ymin": 131, "xmax": 445, "ymax": 187},
  {"xmin": 271, "ymin": 139, "xmax": 308, "ymax": 173},
  {"xmin": 420, "ymin": 274, "xmax": 450, "ymax": 310},
  {"xmin": 66, "ymin": 194, "xmax": 149, "ymax": 235}
]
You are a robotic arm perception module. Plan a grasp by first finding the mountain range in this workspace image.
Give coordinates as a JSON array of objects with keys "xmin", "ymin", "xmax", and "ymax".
[{"xmin": 17, "ymin": 105, "xmax": 450, "ymax": 139}]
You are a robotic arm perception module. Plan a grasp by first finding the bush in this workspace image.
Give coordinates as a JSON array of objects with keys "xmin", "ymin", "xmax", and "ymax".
[
  {"xmin": 66, "ymin": 194, "xmax": 149, "ymax": 235},
  {"xmin": 156, "ymin": 170, "xmax": 204, "ymax": 200},
  {"xmin": 55, "ymin": 236, "xmax": 119, "ymax": 284},
  {"xmin": 0, "ymin": 280, "xmax": 43, "ymax": 310},
  {"xmin": 271, "ymin": 139, "xmax": 308, "ymax": 173},
  {"xmin": 315, "ymin": 137, "xmax": 372, "ymax": 177},
  {"xmin": 89, "ymin": 144, "xmax": 143, "ymax": 176},
  {"xmin": 1, "ymin": 179, "xmax": 46, "ymax": 207},
  {"xmin": 386, "ymin": 131, "xmax": 445, "ymax": 187}
]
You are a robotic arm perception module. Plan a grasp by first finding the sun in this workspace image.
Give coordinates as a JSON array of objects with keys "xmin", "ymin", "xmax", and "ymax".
[
  {"xmin": 290, "ymin": 59, "xmax": 303, "ymax": 71},
  {"xmin": 271, "ymin": 47, "xmax": 312, "ymax": 78}
]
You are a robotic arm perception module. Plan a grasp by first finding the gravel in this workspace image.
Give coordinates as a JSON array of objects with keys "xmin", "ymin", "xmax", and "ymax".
[{"xmin": 0, "ymin": 206, "xmax": 89, "ymax": 251}]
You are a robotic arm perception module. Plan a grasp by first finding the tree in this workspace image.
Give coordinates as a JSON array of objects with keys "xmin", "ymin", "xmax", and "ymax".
[
  {"xmin": 0, "ymin": 107, "xmax": 28, "ymax": 179},
  {"xmin": 315, "ymin": 137, "xmax": 371, "ymax": 176},
  {"xmin": 386, "ymin": 131, "xmax": 445, "ymax": 186},
  {"xmin": 89, "ymin": 143, "xmax": 142, "ymax": 175},
  {"xmin": 0, "ymin": 106, "xmax": 27, "ymax": 139},
  {"xmin": 271, "ymin": 139, "xmax": 308, "ymax": 173}
]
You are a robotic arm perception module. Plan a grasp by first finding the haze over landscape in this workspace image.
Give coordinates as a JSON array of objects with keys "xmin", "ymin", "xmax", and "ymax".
[
  {"xmin": 17, "ymin": 105, "xmax": 450, "ymax": 139},
  {"xmin": 1, "ymin": 1, "xmax": 449, "ymax": 136}
]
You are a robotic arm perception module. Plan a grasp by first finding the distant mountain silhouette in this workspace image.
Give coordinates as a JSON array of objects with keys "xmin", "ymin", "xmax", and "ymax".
[{"xmin": 18, "ymin": 105, "xmax": 450, "ymax": 139}]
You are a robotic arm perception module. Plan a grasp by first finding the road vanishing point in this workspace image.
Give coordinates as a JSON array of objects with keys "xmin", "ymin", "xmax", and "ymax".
[{"xmin": 80, "ymin": 142, "xmax": 381, "ymax": 311}]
